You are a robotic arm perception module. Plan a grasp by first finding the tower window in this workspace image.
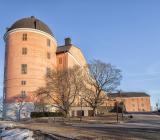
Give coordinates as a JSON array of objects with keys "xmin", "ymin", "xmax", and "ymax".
[
  {"xmin": 59, "ymin": 58, "xmax": 62, "ymax": 64},
  {"xmin": 21, "ymin": 64, "xmax": 27, "ymax": 74},
  {"xmin": 22, "ymin": 34, "xmax": 27, "ymax": 41},
  {"xmin": 47, "ymin": 39, "xmax": 50, "ymax": 47},
  {"xmin": 20, "ymin": 91, "xmax": 26, "ymax": 98},
  {"xmin": 47, "ymin": 52, "xmax": 51, "ymax": 59},
  {"xmin": 21, "ymin": 80, "xmax": 26, "ymax": 85},
  {"xmin": 22, "ymin": 48, "xmax": 27, "ymax": 55}
]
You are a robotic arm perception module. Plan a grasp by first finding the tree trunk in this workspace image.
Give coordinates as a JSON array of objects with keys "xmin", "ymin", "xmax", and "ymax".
[
  {"xmin": 64, "ymin": 110, "xmax": 70, "ymax": 118},
  {"xmin": 92, "ymin": 107, "xmax": 96, "ymax": 117},
  {"xmin": 18, "ymin": 110, "xmax": 21, "ymax": 121}
]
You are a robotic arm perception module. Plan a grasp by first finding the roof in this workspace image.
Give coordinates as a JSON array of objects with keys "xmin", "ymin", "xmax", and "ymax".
[
  {"xmin": 56, "ymin": 45, "xmax": 72, "ymax": 54},
  {"xmin": 7, "ymin": 16, "xmax": 53, "ymax": 36},
  {"xmin": 109, "ymin": 92, "xmax": 150, "ymax": 98}
]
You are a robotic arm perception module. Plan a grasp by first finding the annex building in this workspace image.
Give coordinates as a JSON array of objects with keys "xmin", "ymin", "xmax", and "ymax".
[{"xmin": 107, "ymin": 92, "xmax": 151, "ymax": 112}]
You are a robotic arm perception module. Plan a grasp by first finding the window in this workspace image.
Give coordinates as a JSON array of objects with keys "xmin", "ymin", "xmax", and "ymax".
[
  {"xmin": 47, "ymin": 39, "xmax": 50, "ymax": 47},
  {"xmin": 21, "ymin": 64, "xmax": 27, "ymax": 74},
  {"xmin": 141, "ymin": 103, "xmax": 144, "ymax": 107},
  {"xmin": 59, "ymin": 58, "xmax": 62, "ymax": 64},
  {"xmin": 132, "ymin": 98, "xmax": 135, "ymax": 101},
  {"xmin": 21, "ymin": 81, "xmax": 26, "ymax": 85},
  {"xmin": 132, "ymin": 104, "xmax": 135, "ymax": 107},
  {"xmin": 22, "ymin": 33, "xmax": 27, "ymax": 41},
  {"xmin": 47, "ymin": 52, "xmax": 50, "ymax": 59},
  {"xmin": 22, "ymin": 48, "xmax": 27, "ymax": 55},
  {"xmin": 20, "ymin": 91, "xmax": 26, "ymax": 98}
]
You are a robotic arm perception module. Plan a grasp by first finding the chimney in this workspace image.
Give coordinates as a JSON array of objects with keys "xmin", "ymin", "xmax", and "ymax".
[{"xmin": 65, "ymin": 38, "xmax": 71, "ymax": 46}]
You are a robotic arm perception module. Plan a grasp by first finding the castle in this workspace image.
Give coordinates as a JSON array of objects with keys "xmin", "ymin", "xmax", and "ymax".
[
  {"xmin": 3, "ymin": 16, "xmax": 91, "ymax": 119},
  {"xmin": 3, "ymin": 17, "xmax": 151, "ymax": 119}
]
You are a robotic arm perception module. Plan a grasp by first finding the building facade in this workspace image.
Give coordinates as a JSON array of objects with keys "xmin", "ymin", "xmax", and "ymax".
[
  {"xmin": 3, "ymin": 17, "xmax": 151, "ymax": 119},
  {"xmin": 3, "ymin": 16, "xmax": 93, "ymax": 119},
  {"xmin": 107, "ymin": 92, "xmax": 151, "ymax": 112}
]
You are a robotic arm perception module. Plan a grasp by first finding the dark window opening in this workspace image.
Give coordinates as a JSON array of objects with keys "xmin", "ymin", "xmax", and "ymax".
[
  {"xmin": 21, "ymin": 81, "xmax": 26, "ymax": 85},
  {"xmin": 22, "ymin": 34, "xmax": 27, "ymax": 41},
  {"xmin": 77, "ymin": 110, "xmax": 84, "ymax": 117},
  {"xmin": 20, "ymin": 91, "xmax": 26, "ymax": 98},
  {"xmin": 21, "ymin": 64, "xmax": 27, "ymax": 74},
  {"xmin": 22, "ymin": 48, "xmax": 27, "ymax": 55}
]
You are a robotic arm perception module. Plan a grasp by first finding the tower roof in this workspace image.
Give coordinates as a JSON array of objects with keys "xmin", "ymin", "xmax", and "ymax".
[{"xmin": 7, "ymin": 16, "xmax": 53, "ymax": 36}]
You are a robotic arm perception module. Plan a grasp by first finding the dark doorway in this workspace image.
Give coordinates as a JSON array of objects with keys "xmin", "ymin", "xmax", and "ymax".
[{"xmin": 77, "ymin": 110, "xmax": 84, "ymax": 117}]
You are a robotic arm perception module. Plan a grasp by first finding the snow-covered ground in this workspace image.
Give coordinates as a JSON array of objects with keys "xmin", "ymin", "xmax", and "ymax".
[
  {"xmin": 0, "ymin": 128, "xmax": 34, "ymax": 140},
  {"xmin": 0, "ymin": 122, "xmax": 34, "ymax": 140}
]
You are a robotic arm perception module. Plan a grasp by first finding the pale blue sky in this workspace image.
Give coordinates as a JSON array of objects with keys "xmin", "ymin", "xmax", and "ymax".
[{"xmin": 0, "ymin": 0, "xmax": 160, "ymax": 108}]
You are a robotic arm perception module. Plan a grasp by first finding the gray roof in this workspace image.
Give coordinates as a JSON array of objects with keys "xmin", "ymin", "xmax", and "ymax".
[
  {"xmin": 56, "ymin": 45, "xmax": 72, "ymax": 54},
  {"xmin": 109, "ymin": 92, "xmax": 150, "ymax": 98},
  {"xmin": 7, "ymin": 16, "xmax": 53, "ymax": 36}
]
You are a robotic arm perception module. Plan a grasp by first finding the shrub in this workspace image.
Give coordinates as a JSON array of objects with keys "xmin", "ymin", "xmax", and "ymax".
[{"xmin": 30, "ymin": 112, "xmax": 64, "ymax": 118}]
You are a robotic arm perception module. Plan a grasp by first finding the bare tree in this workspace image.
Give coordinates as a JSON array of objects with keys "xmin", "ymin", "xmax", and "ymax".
[
  {"xmin": 33, "ymin": 92, "xmax": 48, "ymax": 112},
  {"xmin": 83, "ymin": 60, "xmax": 122, "ymax": 116},
  {"xmin": 15, "ymin": 93, "xmax": 27, "ymax": 121},
  {"xmin": 36, "ymin": 66, "xmax": 84, "ymax": 117}
]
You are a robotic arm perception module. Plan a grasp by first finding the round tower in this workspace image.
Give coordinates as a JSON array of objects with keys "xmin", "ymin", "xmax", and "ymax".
[{"xmin": 3, "ymin": 16, "xmax": 57, "ymax": 119}]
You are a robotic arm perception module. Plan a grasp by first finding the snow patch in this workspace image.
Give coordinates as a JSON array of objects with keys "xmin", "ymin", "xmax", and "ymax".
[{"xmin": 0, "ymin": 128, "xmax": 34, "ymax": 140}]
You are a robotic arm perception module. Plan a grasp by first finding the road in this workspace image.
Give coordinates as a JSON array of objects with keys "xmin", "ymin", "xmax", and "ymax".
[{"xmin": 72, "ymin": 113, "xmax": 160, "ymax": 140}]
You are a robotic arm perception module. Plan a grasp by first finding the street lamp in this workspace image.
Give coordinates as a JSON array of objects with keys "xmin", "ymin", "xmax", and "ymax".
[
  {"xmin": 108, "ymin": 91, "xmax": 119, "ymax": 123},
  {"xmin": 116, "ymin": 100, "xmax": 119, "ymax": 123},
  {"xmin": 80, "ymin": 97, "xmax": 83, "ymax": 122},
  {"xmin": 117, "ymin": 90, "xmax": 124, "ymax": 121}
]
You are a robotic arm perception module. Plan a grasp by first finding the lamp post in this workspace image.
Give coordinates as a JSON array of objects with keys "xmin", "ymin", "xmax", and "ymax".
[
  {"xmin": 109, "ymin": 92, "xmax": 119, "ymax": 123},
  {"xmin": 80, "ymin": 97, "xmax": 83, "ymax": 122},
  {"xmin": 117, "ymin": 90, "xmax": 124, "ymax": 121},
  {"xmin": 116, "ymin": 101, "xmax": 119, "ymax": 123}
]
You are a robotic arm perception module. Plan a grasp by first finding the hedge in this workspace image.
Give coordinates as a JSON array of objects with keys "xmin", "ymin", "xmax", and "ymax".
[{"xmin": 30, "ymin": 112, "xmax": 64, "ymax": 118}]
